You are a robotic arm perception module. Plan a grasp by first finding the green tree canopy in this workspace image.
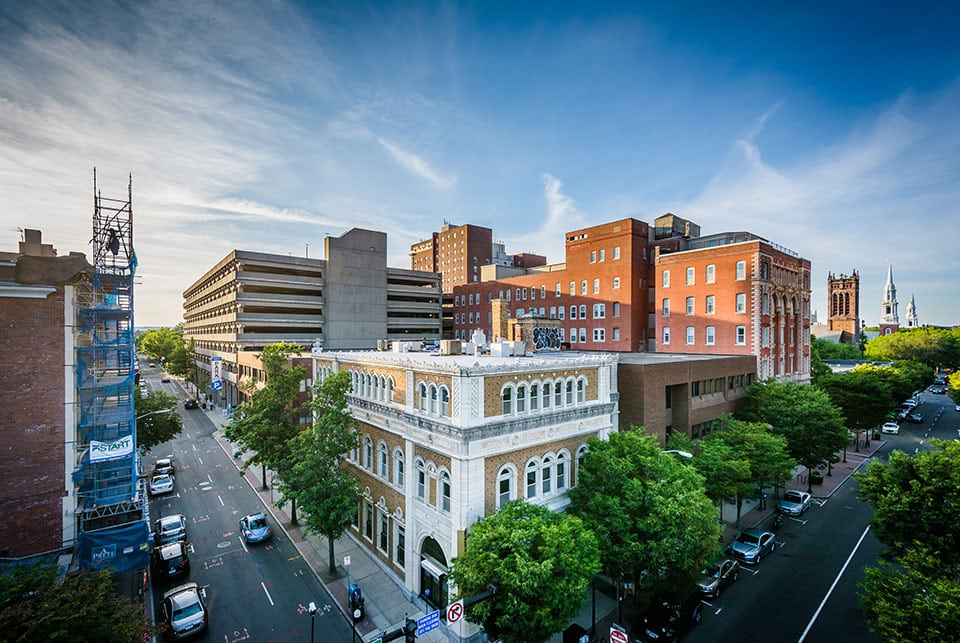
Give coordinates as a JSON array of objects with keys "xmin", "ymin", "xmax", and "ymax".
[
  {"xmin": 735, "ymin": 380, "xmax": 847, "ymax": 492},
  {"xmin": 137, "ymin": 327, "xmax": 182, "ymax": 362},
  {"xmin": 223, "ymin": 342, "xmax": 307, "ymax": 504},
  {"xmin": 450, "ymin": 501, "xmax": 600, "ymax": 643},
  {"xmin": 816, "ymin": 369, "xmax": 892, "ymax": 432},
  {"xmin": 812, "ymin": 336, "xmax": 862, "ymax": 360},
  {"xmin": 864, "ymin": 327, "xmax": 960, "ymax": 368},
  {"xmin": 134, "ymin": 386, "xmax": 183, "ymax": 451},
  {"xmin": 165, "ymin": 336, "xmax": 192, "ymax": 377},
  {"xmin": 279, "ymin": 371, "xmax": 359, "ymax": 575},
  {"xmin": 0, "ymin": 564, "xmax": 154, "ymax": 641},
  {"xmin": 567, "ymin": 430, "xmax": 720, "ymax": 596}
]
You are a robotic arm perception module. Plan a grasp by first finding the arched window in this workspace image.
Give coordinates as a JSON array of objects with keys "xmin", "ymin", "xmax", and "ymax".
[
  {"xmin": 502, "ymin": 385, "xmax": 513, "ymax": 415},
  {"xmin": 516, "ymin": 384, "xmax": 527, "ymax": 413},
  {"xmin": 439, "ymin": 470, "xmax": 451, "ymax": 513},
  {"xmin": 378, "ymin": 441, "xmax": 388, "ymax": 478},
  {"xmin": 554, "ymin": 381, "xmax": 563, "ymax": 407},
  {"xmin": 530, "ymin": 383, "xmax": 539, "ymax": 411},
  {"xmin": 543, "ymin": 382, "xmax": 552, "ymax": 409},
  {"xmin": 541, "ymin": 456, "xmax": 553, "ymax": 495},
  {"xmin": 497, "ymin": 466, "xmax": 515, "ymax": 509},
  {"xmin": 418, "ymin": 382, "xmax": 428, "ymax": 411},
  {"xmin": 386, "ymin": 377, "xmax": 395, "ymax": 403},
  {"xmin": 566, "ymin": 379, "xmax": 574, "ymax": 405},
  {"xmin": 576, "ymin": 446, "xmax": 588, "ymax": 485},
  {"xmin": 440, "ymin": 387, "xmax": 450, "ymax": 416},
  {"xmin": 577, "ymin": 377, "xmax": 586, "ymax": 404},
  {"xmin": 556, "ymin": 452, "xmax": 568, "ymax": 490},
  {"xmin": 525, "ymin": 460, "xmax": 539, "ymax": 499},
  {"xmin": 363, "ymin": 436, "xmax": 373, "ymax": 470},
  {"xmin": 416, "ymin": 459, "xmax": 426, "ymax": 500},
  {"xmin": 429, "ymin": 384, "xmax": 438, "ymax": 414},
  {"xmin": 394, "ymin": 448, "xmax": 404, "ymax": 488}
]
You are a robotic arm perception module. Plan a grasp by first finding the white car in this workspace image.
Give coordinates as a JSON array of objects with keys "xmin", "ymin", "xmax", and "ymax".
[
  {"xmin": 149, "ymin": 473, "xmax": 175, "ymax": 496},
  {"xmin": 778, "ymin": 490, "xmax": 812, "ymax": 516},
  {"xmin": 881, "ymin": 422, "xmax": 900, "ymax": 435}
]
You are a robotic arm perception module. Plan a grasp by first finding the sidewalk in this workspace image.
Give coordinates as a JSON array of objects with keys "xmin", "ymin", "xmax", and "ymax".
[{"xmin": 188, "ymin": 381, "xmax": 882, "ymax": 643}]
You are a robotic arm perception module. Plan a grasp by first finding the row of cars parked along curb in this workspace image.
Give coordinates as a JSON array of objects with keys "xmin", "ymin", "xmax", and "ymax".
[
  {"xmin": 636, "ymin": 487, "xmax": 816, "ymax": 641},
  {"xmin": 148, "ymin": 456, "xmax": 275, "ymax": 639}
]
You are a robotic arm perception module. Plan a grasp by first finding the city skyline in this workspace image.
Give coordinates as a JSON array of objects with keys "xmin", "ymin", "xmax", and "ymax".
[{"xmin": 1, "ymin": 1, "xmax": 958, "ymax": 327}]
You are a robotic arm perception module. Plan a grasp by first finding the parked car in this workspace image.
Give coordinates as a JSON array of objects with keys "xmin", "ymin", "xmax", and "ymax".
[
  {"xmin": 183, "ymin": 398, "xmax": 199, "ymax": 409},
  {"xmin": 161, "ymin": 582, "xmax": 207, "ymax": 639},
  {"xmin": 154, "ymin": 458, "xmax": 176, "ymax": 476},
  {"xmin": 152, "ymin": 541, "xmax": 190, "ymax": 580},
  {"xmin": 907, "ymin": 412, "xmax": 924, "ymax": 424},
  {"xmin": 881, "ymin": 422, "xmax": 901, "ymax": 435},
  {"xmin": 639, "ymin": 588, "xmax": 704, "ymax": 641},
  {"xmin": 903, "ymin": 399, "xmax": 919, "ymax": 409},
  {"xmin": 161, "ymin": 375, "xmax": 172, "ymax": 383},
  {"xmin": 697, "ymin": 557, "xmax": 739, "ymax": 598},
  {"xmin": 155, "ymin": 514, "xmax": 187, "ymax": 545},
  {"xmin": 149, "ymin": 473, "xmax": 175, "ymax": 497},
  {"xmin": 239, "ymin": 512, "xmax": 272, "ymax": 544},
  {"xmin": 896, "ymin": 409, "xmax": 909, "ymax": 421},
  {"xmin": 727, "ymin": 528, "xmax": 777, "ymax": 565},
  {"xmin": 778, "ymin": 490, "xmax": 812, "ymax": 516}
]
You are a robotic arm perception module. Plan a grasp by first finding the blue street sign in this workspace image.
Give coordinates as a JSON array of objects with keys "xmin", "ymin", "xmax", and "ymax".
[
  {"xmin": 417, "ymin": 610, "xmax": 441, "ymax": 635},
  {"xmin": 211, "ymin": 380, "xmax": 222, "ymax": 391}
]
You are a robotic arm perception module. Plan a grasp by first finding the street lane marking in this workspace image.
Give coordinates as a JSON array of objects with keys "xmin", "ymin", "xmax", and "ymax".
[
  {"xmin": 218, "ymin": 495, "xmax": 224, "ymax": 506},
  {"xmin": 198, "ymin": 456, "xmax": 204, "ymax": 465},
  {"xmin": 261, "ymin": 581, "xmax": 274, "ymax": 606},
  {"xmin": 797, "ymin": 525, "xmax": 871, "ymax": 643}
]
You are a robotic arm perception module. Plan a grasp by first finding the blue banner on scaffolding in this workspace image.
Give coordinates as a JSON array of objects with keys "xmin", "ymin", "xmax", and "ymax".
[{"xmin": 78, "ymin": 520, "xmax": 151, "ymax": 572}]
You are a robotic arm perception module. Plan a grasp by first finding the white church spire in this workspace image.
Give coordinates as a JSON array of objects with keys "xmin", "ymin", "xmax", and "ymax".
[
  {"xmin": 880, "ymin": 262, "xmax": 899, "ymax": 325},
  {"xmin": 905, "ymin": 293, "xmax": 919, "ymax": 328}
]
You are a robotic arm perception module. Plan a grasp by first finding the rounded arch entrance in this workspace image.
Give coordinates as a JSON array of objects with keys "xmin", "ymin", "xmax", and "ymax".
[{"xmin": 419, "ymin": 536, "xmax": 449, "ymax": 610}]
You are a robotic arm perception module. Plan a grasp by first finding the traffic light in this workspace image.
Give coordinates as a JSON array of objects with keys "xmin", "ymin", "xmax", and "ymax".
[{"xmin": 404, "ymin": 617, "xmax": 418, "ymax": 642}]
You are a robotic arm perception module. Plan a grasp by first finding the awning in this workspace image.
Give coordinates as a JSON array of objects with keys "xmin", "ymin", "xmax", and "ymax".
[{"xmin": 419, "ymin": 556, "xmax": 447, "ymax": 580}]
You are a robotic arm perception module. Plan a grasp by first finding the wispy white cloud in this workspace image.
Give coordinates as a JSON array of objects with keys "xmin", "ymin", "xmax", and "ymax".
[{"xmin": 374, "ymin": 136, "xmax": 458, "ymax": 189}]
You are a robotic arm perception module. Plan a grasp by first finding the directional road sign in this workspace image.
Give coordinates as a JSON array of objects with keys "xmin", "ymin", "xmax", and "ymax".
[{"xmin": 417, "ymin": 610, "xmax": 441, "ymax": 635}]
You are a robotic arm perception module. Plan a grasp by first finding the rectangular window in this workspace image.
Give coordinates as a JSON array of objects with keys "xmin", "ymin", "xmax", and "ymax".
[
  {"xmin": 395, "ymin": 525, "xmax": 405, "ymax": 567},
  {"xmin": 613, "ymin": 277, "xmax": 620, "ymax": 289},
  {"xmin": 692, "ymin": 380, "xmax": 700, "ymax": 396},
  {"xmin": 579, "ymin": 304, "xmax": 587, "ymax": 319},
  {"xmin": 550, "ymin": 306, "xmax": 556, "ymax": 319},
  {"xmin": 662, "ymin": 270, "xmax": 670, "ymax": 287},
  {"xmin": 417, "ymin": 467, "xmax": 426, "ymax": 499},
  {"xmin": 686, "ymin": 297, "xmax": 695, "ymax": 315},
  {"xmin": 599, "ymin": 249, "xmax": 605, "ymax": 262},
  {"xmin": 378, "ymin": 512, "xmax": 389, "ymax": 553},
  {"xmin": 663, "ymin": 327, "xmax": 671, "ymax": 345},
  {"xmin": 736, "ymin": 325, "xmax": 747, "ymax": 345},
  {"xmin": 522, "ymin": 288, "xmax": 528, "ymax": 300},
  {"xmin": 686, "ymin": 326, "xmax": 695, "ymax": 345},
  {"xmin": 593, "ymin": 303, "xmax": 606, "ymax": 318},
  {"xmin": 570, "ymin": 328, "xmax": 577, "ymax": 344},
  {"xmin": 579, "ymin": 328, "xmax": 587, "ymax": 342},
  {"xmin": 613, "ymin": 302, "xmax": 620, "ymax": 317},
  {"xmin": 686, "ymin": 267, "xmax": 695, "ymax": 285},
  {"xmin": 612, "ymin": 327, "xmax": 620, "ymax": 340},
  {"xmin": 593, "ymin": 278, "xmax": 600, "ymax": 294},
  {"xmin": 540, "ymin": 286, "xmax": 546, "ymax": 298},
  {"xmin": 593, "ymin": 328, "xmax": 605, "ymax": 342},
  {"xmin": 441, "ymin": 477, "xmax": 451, "ymax": 513},
  {"xmin": 569, "ymin": 281, "xmax": 575, "ymax": 295},
  {"xmin": 364, "ymin": 502, "xmax": 373, "ymax": 541},
  {"xmin": 706, "ymin": 295, "xmax": 715, "ymax": 314},
  {"xmin": 527, "ymin": 467, "xmax": 537, "ymax": 499},
  {"xmin": 706, "ymin": 326, "xmax": 716, "ymax": 345},
  {"xmin": 570, "ymin": 305, "xmax": 577, "ymax": 320},
  {"xmin": 590, "ymin": 250, "xmax": 596, "ymax": 263},
  {"xmin": 736, "ymin": 293, "xmax": 746, "ymax": 313},
  {"xmin": 516, "ymin": 288, "xmax": 521, "ymax": 301},
  {"xmin": 736, "ymin": 261, "xmax": 746, "ymax": 280},
  {"xmin": 581, "ymin": 280, "xmax": 587, "ymax": 295},
  {"xmin": 706, "ymin": 264, "xmax": 716, "ymax": 284},
  {"xmin": 662, "ymin": 298, "xmax": 670, "ymax": 316},
  {"xmin": 613, "ymin": 246, "xmax": 621, "ymax": 260},
  {"xmin": 556, "ymin": 283, "xmax": 561, "ymax": 297},
  {"xmin": 558, "ymin": 307, "xmax": 565, "ymax": 320}
]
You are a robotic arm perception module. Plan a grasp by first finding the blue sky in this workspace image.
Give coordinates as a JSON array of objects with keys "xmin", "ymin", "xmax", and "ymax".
[{"xmin": 1, "ymin": 1, "xmax": 958, "ymax": 327}]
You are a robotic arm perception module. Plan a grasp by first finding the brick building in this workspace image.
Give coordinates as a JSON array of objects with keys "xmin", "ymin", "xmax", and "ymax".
[
  {"xmin": 312, "ymin": 342, "xmax": 620, "ymax": 641},
  {"xmin": 826, "ymin": 270, "xmax": 860, "ymax": 341},
  {"xmin": 0, "ymin": 230, "xmax": 92, "ymax": 558}
]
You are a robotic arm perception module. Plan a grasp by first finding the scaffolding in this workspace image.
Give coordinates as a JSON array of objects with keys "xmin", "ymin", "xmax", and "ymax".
[{"xmin": 74, "ymin": 170, "xmax": 149, "ymax": 571}]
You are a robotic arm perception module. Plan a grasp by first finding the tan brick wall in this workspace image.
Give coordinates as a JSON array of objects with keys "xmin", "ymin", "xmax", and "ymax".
[{"xmin": 482, "ymin": 368, "xmax": 598, "ymax": 417}]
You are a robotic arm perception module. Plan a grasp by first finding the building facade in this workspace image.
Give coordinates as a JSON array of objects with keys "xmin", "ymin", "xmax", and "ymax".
[
  {"xmin": 826, "ymin": 270, "xmax": 860, "ymax": 341},
  {"xmin": 654, "ymin": 232, "xmax": 812, "ymax": 383},
  {"xmin": 183, "ymin": 228, "xmax": 442, "ymax": 408},
  {"xmin": 313, "ymin": 344, "xmax": 619, "ymax": 641}
]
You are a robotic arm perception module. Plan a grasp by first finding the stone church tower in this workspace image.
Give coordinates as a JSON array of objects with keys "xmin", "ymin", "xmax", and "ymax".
[
  {"xmin": 827, "ymin": 271, "xmax": 860, "ymax": 341},
  {"xmin": 879, "ymin": 262, "xmax": 900, "ymax": 335}
]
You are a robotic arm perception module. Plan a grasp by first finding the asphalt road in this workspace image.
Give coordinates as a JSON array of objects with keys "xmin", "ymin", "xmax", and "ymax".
[
  {"xmin": 143, "ymin": 368, "xmax": 354, "ymax": 642},
  {"xmin": 682, "ymin": 388, "xmax": 958, "ymax": 643}
]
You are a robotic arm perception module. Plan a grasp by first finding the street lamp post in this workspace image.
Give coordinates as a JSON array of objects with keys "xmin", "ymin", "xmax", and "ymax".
[
  {"xmin": 308, "ymin": 601, "xmax": 317, "ymax": 643},
  {"xmin": 136, "ymin": 407, "xmax": 176, "ymax": 421},
  {"xmin": 658, "ymin": 449, "xmax": 693, "ymax": 462}
]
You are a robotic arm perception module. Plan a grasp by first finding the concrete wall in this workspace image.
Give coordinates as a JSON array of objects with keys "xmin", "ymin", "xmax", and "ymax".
[{"xmin": 324, "ymin": 229, "xmax": 389, "ymax": 349}]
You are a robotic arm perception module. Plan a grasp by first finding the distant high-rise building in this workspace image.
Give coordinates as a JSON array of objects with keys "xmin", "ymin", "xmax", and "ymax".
[{"xmin": 827, "ymin": 270, "xmax": 860, "ymax": 343}]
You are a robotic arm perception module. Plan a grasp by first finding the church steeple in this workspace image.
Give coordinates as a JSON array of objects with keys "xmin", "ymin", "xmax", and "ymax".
[
  {"xmin": 879, "ymin": 262, "xmax": 900, "ymax": 334},
  {"xmin": 905, "ymin": 293, "xmax": 919, "ymax": 328}
]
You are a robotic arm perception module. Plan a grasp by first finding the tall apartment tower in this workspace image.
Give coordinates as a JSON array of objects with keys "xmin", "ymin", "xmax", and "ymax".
[
  {"xmin": 827, "ymin": 270, "xmax": 860, "ymax": 342},
  {"xmin": 879, "ymin": 262, "xmax": 900, "ymax": 335},
  {"xmin": 410, "ymin": 222, "xmax": 494, "ymax": 293}
]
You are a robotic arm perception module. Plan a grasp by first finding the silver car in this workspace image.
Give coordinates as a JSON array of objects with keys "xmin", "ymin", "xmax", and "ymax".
[
  {"xmin": 727, "ymin": 528, "xmax": 777, "ymax": 565},
  {"xmin": 155, "ymin": 514, "xmax": 187, "ymax": 544},
  {"xmin": 161, "ymin": 582, "xmax": 207, "ymax": 639},
  {"xmin": 149, "ymin": 473, "xmax": 175, "ymax": 496},
  {"xmin": 778, "ymin": 490, "xmax": 811, "ymax": 516}
]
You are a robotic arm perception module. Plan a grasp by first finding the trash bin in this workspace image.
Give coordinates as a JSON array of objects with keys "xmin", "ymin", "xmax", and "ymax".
[{"xmin": 348, "ymin": 583, "xmax": 365, "ymax": 622}]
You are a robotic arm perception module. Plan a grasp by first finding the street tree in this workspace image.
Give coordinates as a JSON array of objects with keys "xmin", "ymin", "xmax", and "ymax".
[
  {"xmin": 817, "ymin": 370, "xmax": 891, "ymax": 442},
  {"xmin": 812, "ymin": 336, "xmax": 861, "ymax": 360},
  {"xmin": 134, "ymin": 386, "xmax": 182, "ymax": 451},
  {"xmin": 677, "ymin": 434, "xmax": 751, "ymax": 526},
  {"xmin": 856, "ymin": 439, "xmax": 960, "ymax": 566},
  {"xmin": 736, "ymin": 380, "xmax": 847, "ymax": 493},
  {"xmin": 864, "ymin": 326, "xmax": 960, "ymax": 368},
  {"xmin": 852, "ymin": 361, "xmax": 931, "ymax": 406},
  {"xmin": 278, "ymin": 371, "xmax": 359, "ymax": 576},
  {"xmin": 0, "ymin": 563, "xmax": 155, "ymax": 641},
  {"xmin": 165, "ymin": 336, "xmax": 192, "ymax": 378},
  {"xmin": 450, "ymin": 500, "xmax": 600, "ymax": 643},
  {"xmin": 137, "ymin": 327, "xmax": 181, "ymax": 363},
  {"xmin": 567, "ymin": 430, "xmax": 720, "ymax": 598},
  {"xmin": 859, "ymin": 546, "xmax": 960, "ymax": 643},
  {"xmin": 223, "ymin": 342, "xmax": 307, "ymax": 520}
]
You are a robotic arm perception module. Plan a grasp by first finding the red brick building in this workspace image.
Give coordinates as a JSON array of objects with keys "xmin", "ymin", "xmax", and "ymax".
[
  {"xmin": 410, "ymin": 222, "xmax": 494, "ymax": 293},
  {"xmin": 0, "ymin": 230, "xmax": 92, "ymax": 558}
]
